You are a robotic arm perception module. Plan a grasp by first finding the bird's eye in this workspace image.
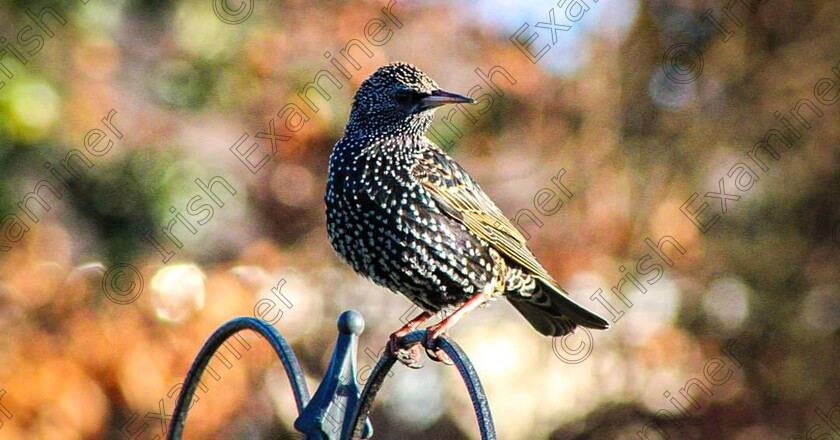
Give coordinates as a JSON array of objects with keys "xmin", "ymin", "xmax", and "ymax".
[{"xmin": 395, "ymin": 90, "xmax": 419, "ymax": 106}]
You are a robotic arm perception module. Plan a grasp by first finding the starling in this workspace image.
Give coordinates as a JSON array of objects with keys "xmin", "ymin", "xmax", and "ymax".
[{"xmin": 325, "ymin": 62, "xmax": 609, "ymax": 364}]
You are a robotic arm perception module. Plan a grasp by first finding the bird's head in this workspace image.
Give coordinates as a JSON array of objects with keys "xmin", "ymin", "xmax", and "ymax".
[{"xmin": 347, "ymin": 62, "xmax": 474, "ymax": 136}]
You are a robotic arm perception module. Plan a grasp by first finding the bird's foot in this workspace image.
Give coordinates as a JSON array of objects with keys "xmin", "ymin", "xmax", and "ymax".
[
  {"xmin": 387, "ymin": 331, "xmax": 425, "ymax": 369},
  {"xmin": 387, "ymin": 311, "xmax": 434, "ymax": 369},
  {"xmin": 422, "ymin": 328, "xmax": 453, "ymax": 366}
]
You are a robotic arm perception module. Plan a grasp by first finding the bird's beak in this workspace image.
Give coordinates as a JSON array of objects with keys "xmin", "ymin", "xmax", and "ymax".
[{"xmin": 417, "ymin": 89, "xmax": 475, "ymax": 111}]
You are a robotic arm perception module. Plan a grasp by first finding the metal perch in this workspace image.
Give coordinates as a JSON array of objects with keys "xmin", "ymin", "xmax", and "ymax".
[{"xmin": 167, "ymin": 310, "xmax": 496, "ymax": 440}]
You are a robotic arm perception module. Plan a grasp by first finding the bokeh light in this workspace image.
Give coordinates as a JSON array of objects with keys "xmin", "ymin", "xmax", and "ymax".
[{"xmin": 150, "ymin": 263, "xmax": 207, "ymax": 322}]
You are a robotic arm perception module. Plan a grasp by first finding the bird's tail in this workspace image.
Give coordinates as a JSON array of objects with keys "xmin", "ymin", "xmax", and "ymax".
[{"xmin": 507, "ymin": 277, "xmax": 610, "ymax": 337}]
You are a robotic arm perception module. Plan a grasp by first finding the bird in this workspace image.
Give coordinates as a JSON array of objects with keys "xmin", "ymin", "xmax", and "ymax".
[{"xmin": 325, "ymin": 62, "xmax": 609, "ymax": 366}]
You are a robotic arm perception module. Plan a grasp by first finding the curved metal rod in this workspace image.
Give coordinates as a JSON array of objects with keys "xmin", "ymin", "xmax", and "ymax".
[
  {"xmin": 347, "ymin": 330, "xmax": 497, "ymax": 440},
  {"xmin": 167, "ymin": 317, "xmax": 310, "ymax": 439},
  {"xmin": 346, "ymin": 349, "xmax": 396, "ymax": 440},
  {"xmin": 435, "ymin": 335, "xmax": 496, "ymax": 439}
]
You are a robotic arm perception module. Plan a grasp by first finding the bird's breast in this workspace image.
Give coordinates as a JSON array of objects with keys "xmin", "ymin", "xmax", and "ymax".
[{"xmin": 325, "ymin": 136, "xmax": 496, "ymax": 310}]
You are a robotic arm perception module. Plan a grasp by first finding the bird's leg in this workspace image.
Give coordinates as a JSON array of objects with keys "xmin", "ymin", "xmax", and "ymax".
[
  {"xmin": 427, "ymin": 293, "xmax": 488, "ymax": 339},
  {"xmin": 423, "ymin": 292, "xmax": 489, "ymax": 365},
  {"xmin": 387, "ymin": 311, "xmax": 433, "ymax": 369}
]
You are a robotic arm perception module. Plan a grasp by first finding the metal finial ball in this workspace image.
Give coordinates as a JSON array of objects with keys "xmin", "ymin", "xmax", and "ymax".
[{"xmin": 338, "ymin": 309, "xmax": 365, "ymax": 335}]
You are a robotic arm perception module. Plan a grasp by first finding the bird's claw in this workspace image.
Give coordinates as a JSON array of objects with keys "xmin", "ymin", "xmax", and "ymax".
[
  {"xmin": 387, "ymin": 333, "xmax": 425, "ymax": 369},
  {"xmin": 423, "ymin": 332, "xmax": 453, "ymax": 366},
  {"xmin": 386, "ymin": 330, "xmax": 454, "ymax": 367}
]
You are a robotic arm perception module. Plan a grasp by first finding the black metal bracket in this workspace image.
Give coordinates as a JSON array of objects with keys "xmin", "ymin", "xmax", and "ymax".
[{"xmin": 167, "ymin": 310, "xmax": 496, "ymax": 440}]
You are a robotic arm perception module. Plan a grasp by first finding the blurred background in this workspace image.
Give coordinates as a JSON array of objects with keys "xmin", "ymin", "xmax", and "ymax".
[{"xmin": 0, "ymin": 0, "xmax": 838, "ymax": 438}]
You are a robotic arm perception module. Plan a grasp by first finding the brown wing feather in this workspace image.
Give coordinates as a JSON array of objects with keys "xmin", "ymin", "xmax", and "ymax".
[{"xmin": 412, "ymin": 148, "xmax": 555, "ymax": 283}]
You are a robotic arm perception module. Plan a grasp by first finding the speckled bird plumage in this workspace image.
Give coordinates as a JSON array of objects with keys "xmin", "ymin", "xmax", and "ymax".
[{"xmin": 326, "ymin": 62, "xmax": 609, "ymax": 337}]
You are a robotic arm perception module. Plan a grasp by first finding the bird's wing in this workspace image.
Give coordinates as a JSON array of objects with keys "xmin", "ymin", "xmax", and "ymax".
[
  {"xmin": 413, "ymin": 145, "xmax": 610, "ymax": 332},
  {"xmin": 412, "ymin": 146, "xmax": 554, "ymax": 282}
]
